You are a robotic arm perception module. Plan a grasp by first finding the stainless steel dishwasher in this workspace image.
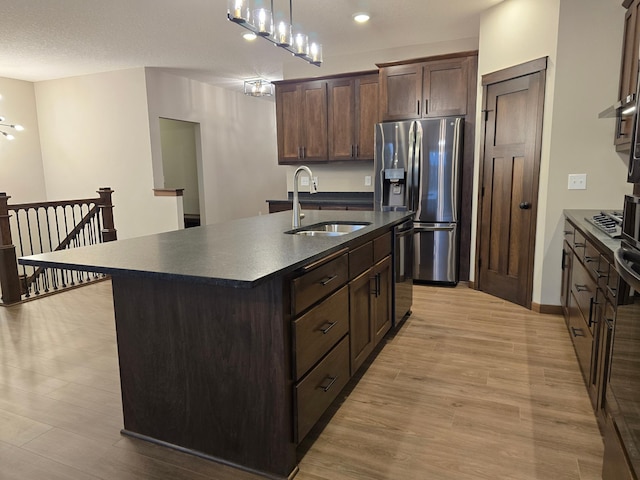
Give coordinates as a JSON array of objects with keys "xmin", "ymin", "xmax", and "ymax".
[{"xmin": 393, "ymin": 219, "xmax": 413, "ymax": 327}]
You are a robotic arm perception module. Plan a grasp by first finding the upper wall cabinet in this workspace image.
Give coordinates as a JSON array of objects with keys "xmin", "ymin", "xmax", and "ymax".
[
  {"xmin": 275, "ymin": 72, "xmax": 379, "ymax": 164},
  {"xmin": 615, "ymin": 0, "xmax": 640, "ymax": 151},
  {"xmin": 379, "ymin": 56, "xmax": 470, "ymax": 121}
]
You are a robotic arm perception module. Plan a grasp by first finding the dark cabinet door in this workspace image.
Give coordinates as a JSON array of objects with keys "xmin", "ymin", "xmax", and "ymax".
[
  {"xmin": 328, "ymin": 78, "xmax": 356, "ymax": 161},
  {"xmin": 276, "ymin": 83, "xmax": 303, "ymax": 164},
  {"xmin": 380, "ymin": 64, "xmax": 422, "ymax": 121},
  {"xmin": 422, "ymin": 59, "xmax": 468, "ymax": 117},
  {"xmin": 615, "ymin": 0, "xmax": 640, "ymax": 150},
  {"xmin": 300, "ymin": 81, "xmax": 328, "ymax": 161},
  {"xmin": 372, "ymin": 255, "xmax": 392, "ymax": 345},
  {"xmin": 349, "ymin": 269, "xmax": 375, "ymax": 375},
  {"xmin": 355, "ymin": 74, "xmax": 379, "ymax": 160}
]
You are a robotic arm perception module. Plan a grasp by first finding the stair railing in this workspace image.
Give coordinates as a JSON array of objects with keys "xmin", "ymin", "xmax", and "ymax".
[{"xmin": 0, "ymin": 187, "xmax": 117, "ymax": 305}]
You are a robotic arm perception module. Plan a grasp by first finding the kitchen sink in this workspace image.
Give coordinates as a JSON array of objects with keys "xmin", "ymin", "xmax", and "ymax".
[{"xmin": 285, "ymin": 221, "xmax": 371, "ymax": 236}]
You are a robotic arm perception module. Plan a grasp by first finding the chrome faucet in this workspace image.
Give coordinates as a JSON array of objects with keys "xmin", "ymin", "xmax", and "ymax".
[{"xmin": 292, "ymin": 166, "xmax": 317, "ymax": 228}]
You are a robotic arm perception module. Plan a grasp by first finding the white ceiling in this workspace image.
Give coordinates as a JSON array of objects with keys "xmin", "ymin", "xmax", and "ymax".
[{"xmin": 2, "ymin": 0, "xmax": 503, "ymax": 92}]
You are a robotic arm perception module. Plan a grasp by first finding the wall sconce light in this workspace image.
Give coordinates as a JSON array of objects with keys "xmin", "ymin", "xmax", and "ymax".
[{"xmin": 244, "ymin": 78, "xmax": 274, "ymax": 97}]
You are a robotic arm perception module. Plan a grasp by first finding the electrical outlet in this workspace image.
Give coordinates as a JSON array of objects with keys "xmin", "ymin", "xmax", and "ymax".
[
  {"xmin": 300, "ymin": 176, "xmax": 309, "ymax": 186},
  {"xmin": 568, "ymin": 173, "xmax": 587, "ymax": 190},
  {"xmin": 365, "ymin": 175, "xmax": 372, "ymax": 186}
]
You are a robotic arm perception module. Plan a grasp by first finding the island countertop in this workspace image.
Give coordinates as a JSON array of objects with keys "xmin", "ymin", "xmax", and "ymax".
[{"xmin": 19, "ymin": 210, "xmax": 412, "ymax": 288}]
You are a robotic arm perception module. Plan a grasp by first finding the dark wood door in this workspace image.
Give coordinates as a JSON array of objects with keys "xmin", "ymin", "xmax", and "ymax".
[
  {"xmin": 328, "ymin": 78, "xmax": 355, "ymax": 161},
  {"xmin": 275, "ymin": 83, "xmax": 302, "ymax": 164},
  {"xmin": 477, "ymin": 60, "xmax": 546, "ymax": 308},
  {"xmin": 422, "ymin": 59, "xmax": 468, "ymax": 117},
  {"xmin": 355, "ymin": 74, "xmax": 379, "ymax": 160},
  {"xmin": 300, "ymin": 81, "xmax": 328, "ymax": 161},
  {"xmin": 380, "ymin": 64, "xmax": 422, "ymax": 121}
]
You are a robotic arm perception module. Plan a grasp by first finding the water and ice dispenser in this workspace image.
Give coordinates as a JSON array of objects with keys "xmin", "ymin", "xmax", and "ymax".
[{"xmin": 381, "ymin": 167, "xmax": 407, "ymax": 210}]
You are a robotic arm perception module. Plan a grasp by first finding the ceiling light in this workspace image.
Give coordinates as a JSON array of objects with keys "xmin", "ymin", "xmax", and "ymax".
[
  {"xmin": 243, "ymin": 32, "xmax": 257, "ymax": 41},
  {"xmin": 227, "ymin": 0, "xmax": 322, "ymax": 67},
  {"xmin": 0, "ymin": 115, "xmax": 23, "ymax": 141},
  {"xmin": 353, "ymin": 13, "xmax": 370, "ymax": 23},
  {"xmin": 244, "ymin": 78, "xmax": 274, "ymax": 97}
]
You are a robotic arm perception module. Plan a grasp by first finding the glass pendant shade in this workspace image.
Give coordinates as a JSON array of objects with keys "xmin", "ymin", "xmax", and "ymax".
[
  {"xmin": 275, "ymin": 21, "xmax": 292, "ymax": 47},
  {"xmin": 294, "ymin": 33, "xmax": 309, "ymax": 56},
  {"xmin": 244, "ymin": 79, "xmax": 274, "ymax": 97},
  {"xmin": 228, "ymin": 0, "xmax": 250, "ymax": 23},
  {"xmin": 310, "ymin": 43, "xmax": 322, "ymax": 64},
  {"xmin": 252, "ymin": 8, "xmax": 273, "ymax": 36}
]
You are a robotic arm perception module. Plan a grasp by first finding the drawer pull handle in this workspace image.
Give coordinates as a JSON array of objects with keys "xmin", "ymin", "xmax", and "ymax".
[
  {"xmin": 563, "ymin": 230, "xmax": 573, "ymax": 236},
  {"xmin": 584, "ymin": 256, "xmax": 597, "ymax": 263},
  {"xmin": 574, "ymin": 284, "xmax": 590, "ymax": 293},
  {"xmin": 318, "ymin": 376, "xmax": 338, "ymax": 392},
  {"xmin": 607, "ymin": 285, "xmax": 617, "ymax": 298},
  {"xmin": 320, "ymin": 274, "xmax": 338, "ymax": 286},
  {"xmin": 319, "ymin": 321, "xmax": 337, "ymax": 334},
  {"xmin": 571, "ymin": 326, "xmax": 585, "ymax": 337},
  {"xmin": 574, "ymin": 242, "xmax": 585, "ymax": 248}
]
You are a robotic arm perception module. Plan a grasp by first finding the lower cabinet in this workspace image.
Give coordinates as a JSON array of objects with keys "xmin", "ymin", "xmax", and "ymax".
[{"xmin": 289, "ymin": 229, "xmax": 393, "ymax": 444}]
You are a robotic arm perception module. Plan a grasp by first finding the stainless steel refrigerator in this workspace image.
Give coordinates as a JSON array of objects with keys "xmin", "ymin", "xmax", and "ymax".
[{"xmin": 374, "ymin": 117, "xmax": 464, "ymax": 284}]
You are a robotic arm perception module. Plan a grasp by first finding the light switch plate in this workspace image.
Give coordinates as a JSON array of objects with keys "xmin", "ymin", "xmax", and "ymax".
[
  {"xmin": 568, "ymin": 173, "xmax": 587, "ymax": 190},
  {"xmin": 365, "ymin": 175, "xmax": 372, "ymax": 186}
]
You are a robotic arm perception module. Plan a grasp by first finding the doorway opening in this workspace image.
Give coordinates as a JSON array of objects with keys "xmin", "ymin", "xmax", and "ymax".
[{"xmin": 159, "ymin": 118, "xmax": 202, "ymax": 228}]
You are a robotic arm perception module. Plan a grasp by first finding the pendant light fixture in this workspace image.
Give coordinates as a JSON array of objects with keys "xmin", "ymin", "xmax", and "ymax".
[
  {"xmin": 0, "ymin": 116, "xmax": 23, "ymax": 140},
  {"xmin": 227, "ymin": 0, "xmax": 322, "ymax": 66}
]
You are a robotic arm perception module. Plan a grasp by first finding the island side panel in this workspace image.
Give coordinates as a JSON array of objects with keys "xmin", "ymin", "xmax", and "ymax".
[{"xmin": 111, "ymin": 275, "xmax": 296, "ymax": 478}]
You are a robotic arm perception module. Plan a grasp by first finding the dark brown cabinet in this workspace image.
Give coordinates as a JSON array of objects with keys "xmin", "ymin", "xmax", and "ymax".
[
  {"xmin": 327, "ymin": 74, "xmax": 379, "ymax": 161},
  {"xmin": 276, "ymin": 80, "xmax": 328, "ymax": 164},
  {"xmin": 348, "ymin": 232, "xmax": 392, "ymax": 375},
  {"xmin": 613, "ymin": 0, "xmax": 640, "ymax": 151},
  {"xmin": 275, "ymin": 72, "xmax": 378, "ymax": 164},
  {"xmin": 379, "ymin": 56, "xmax": 470, "ymax": 121}
]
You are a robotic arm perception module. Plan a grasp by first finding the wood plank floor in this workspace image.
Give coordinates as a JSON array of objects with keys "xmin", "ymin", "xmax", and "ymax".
[{"xmin": 0, "ymin": 281, "xmax": 603, "ymax": 479}]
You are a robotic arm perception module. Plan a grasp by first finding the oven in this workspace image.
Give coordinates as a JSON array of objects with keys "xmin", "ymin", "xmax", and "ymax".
[{"xmin": 603, "ymin": 194, "xmax": 640, "ymax": 478}]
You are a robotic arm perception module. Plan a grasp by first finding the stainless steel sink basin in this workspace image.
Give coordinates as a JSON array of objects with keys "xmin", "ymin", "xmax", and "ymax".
[{"xmin": 285, "ymin": 221, "xmax": 371, "ymax": 236}]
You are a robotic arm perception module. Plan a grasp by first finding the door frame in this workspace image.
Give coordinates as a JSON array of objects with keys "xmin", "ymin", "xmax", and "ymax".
[{"xmin": 474, "ymin": 57, "xmax": 547, "ymax": 309}]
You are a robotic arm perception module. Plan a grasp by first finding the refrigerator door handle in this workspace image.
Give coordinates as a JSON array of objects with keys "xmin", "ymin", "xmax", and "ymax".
[
  {"xmin": 409, "ymin": 121, "xmax": 422, "ymax": 214},
  {"xmin": 414, "ymin": 223, "xmax": 456, "ymax": 232}
]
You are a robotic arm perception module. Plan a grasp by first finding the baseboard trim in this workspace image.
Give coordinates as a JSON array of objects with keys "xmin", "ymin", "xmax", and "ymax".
[
  {"xmin": 531, "ymin": 302, "xmax": 563, "ymax": 315},
  {"xmin": 468, "ymin": 280, "xmax": 476, "ymax": 289}
]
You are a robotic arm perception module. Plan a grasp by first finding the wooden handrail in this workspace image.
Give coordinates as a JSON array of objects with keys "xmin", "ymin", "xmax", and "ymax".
[{"xmin": 0, "ymin": 187, "xmax": 117, "ymax": 305}]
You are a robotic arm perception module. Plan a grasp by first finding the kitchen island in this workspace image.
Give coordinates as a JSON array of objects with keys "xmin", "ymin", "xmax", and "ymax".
[{"xmin": 19, "ymin": 209, "xmax": 411, "ymax": 480}]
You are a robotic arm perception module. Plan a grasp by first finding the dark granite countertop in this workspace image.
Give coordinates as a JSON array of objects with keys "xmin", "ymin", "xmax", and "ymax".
[
  {"xmin": 563, "ymin": 209, "xmax": 621, "ymax": 257},
  {"xmin": 19, "ymin": 210, "xmax": 411, "ymax": 288},
  {"xmin": 266, "ymin": 192, "xmax": 373, "ymax": 207}
]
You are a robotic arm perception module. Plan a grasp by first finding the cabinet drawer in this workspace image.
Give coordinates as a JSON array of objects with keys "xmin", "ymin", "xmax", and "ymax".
[
  {"xmin": 292, "ymin": 253, "xmax": 349, "ymax": 316},
  {"xmin": 349, "ymin": 241, "xmax": 373, "ymax": 280},
  {"xmin": 373, "ymin": 231, "xmax": 392, "ymax": 263},
  {"xmin": 571, "ymin": 258, "xmax": 597, "ymax": 331},
  {"xmin": 293, "ymin": 286, "xmax": 349, "ymax": 380},
  {"xmin": 295, "ymin": 335, "xmax": 350, "ymax": 443},
  {"xmin": 573, "ymin": 229, "xmax": 586, "ymax": 254},
  {"xmin": 568, "ymin": 292, "xmax": 594, "ymax": 384},
  {"xmin": 583, "ymin": 239, "xmax": 601, "ymax": 277}
]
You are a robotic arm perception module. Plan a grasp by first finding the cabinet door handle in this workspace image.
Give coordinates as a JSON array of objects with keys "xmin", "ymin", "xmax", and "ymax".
[
  {"xmin": 424, "ymin": 99, "xmax": 428, "ymax": 115},
  {"xmin": 319, "ymin": 321, "xmax": 337, "ymax": 334},
  {"xmin": 376, "ymin": 273, "xmax": 381, "ymax": 297},
  {"xmin": 588, "ymin": 297, "xmax": 598, "ymax": 327},
  {"xmin": 297, "ymin": 147, "xmax": 302, "ymax": 159},
  {"xmin": 318, "ymin": 375, "xmax": 338, "ymax": 392},
  {"xmin": 351, "ymin": 145, "xmax": 355, "ymax": 158},
  {"xmin": 319, "ymin": 274, "xmax": 338, "ymax": 286},
  {"xmin": 574, "ymin": 284, "xmax": 590, "ymax": 293},
  {"xmin": 356, "ymin": 145, "xmax": 359, "ymax": 157},
  {"xmin": 302, "ymin": 146, "xmax": 306, "ymax": 158},
  {"xmin": 561, "ymin": 249, "xmax": 567, "ymax": 270},
  {"xmin": 571, "ymin": 326, "xmax": 585, "ymax": 337}
]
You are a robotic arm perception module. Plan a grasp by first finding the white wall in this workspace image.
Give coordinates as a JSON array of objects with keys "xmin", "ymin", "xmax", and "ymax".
[
  {"xmin": 475, "ymin": 0, "xmax": 630, "ymax": 306},
  {"xmin": 34, "ymin": 68, "xmax": 181, "ymax": 239},
  {"xmin": 0, "ymin": 77, "xmax": 46, "ymax": 203}
]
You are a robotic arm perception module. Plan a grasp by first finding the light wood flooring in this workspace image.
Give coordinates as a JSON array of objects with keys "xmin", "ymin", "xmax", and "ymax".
[{"xmin": 0, "ymin": 281, "xmax": 603, "ymax": 479}]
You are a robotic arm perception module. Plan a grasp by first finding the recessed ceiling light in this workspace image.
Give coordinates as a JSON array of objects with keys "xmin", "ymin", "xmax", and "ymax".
[
  {"xmin": 243, "ymin": 32, "xmax": 257, "ymax": 41},
  {"xmin": 353, "ymin": 13, "xmax": 370, "ymax": 23}
]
